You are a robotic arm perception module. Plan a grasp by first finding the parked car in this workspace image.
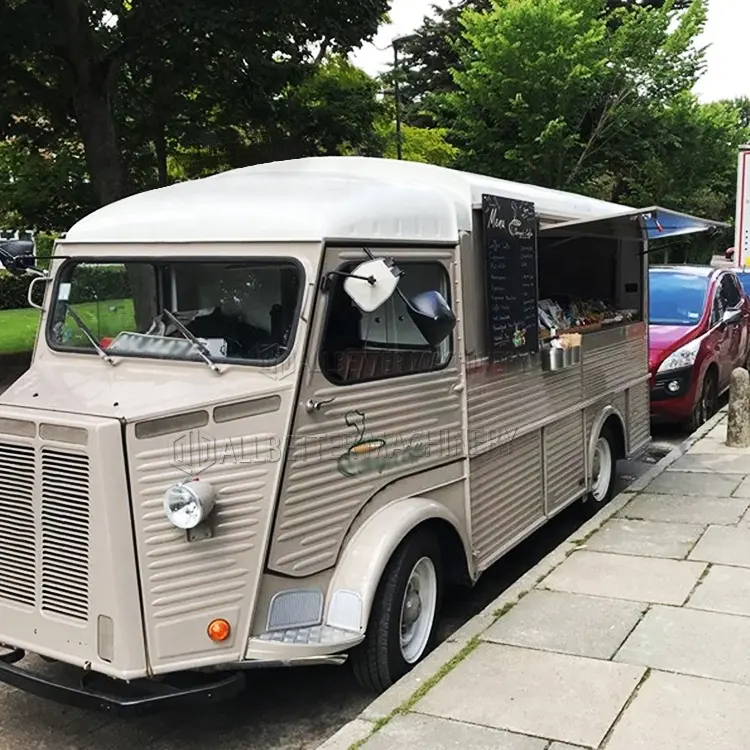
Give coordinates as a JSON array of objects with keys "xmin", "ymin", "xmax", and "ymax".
[
  {"xmin": 649, "ymin": 265, "xmax": 750, "ymax": 430},
  {"xmin": 733, "ymin": 268, "xmax": 750, "ymax": 297}
]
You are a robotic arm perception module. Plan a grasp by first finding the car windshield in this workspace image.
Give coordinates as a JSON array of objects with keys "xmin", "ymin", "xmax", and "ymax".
[
  {"xmin": 48, "ymin": 259, "xmax": 302, "ymax": 366},
  {"xmin": 648, "ymin": 270, "xmax": 710, "ymax": 326}
]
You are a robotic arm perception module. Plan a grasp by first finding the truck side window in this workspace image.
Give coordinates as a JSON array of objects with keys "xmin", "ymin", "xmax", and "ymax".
[{"xmin": 321, "ymin": 261, "xmax": 452, "ymax": 384}]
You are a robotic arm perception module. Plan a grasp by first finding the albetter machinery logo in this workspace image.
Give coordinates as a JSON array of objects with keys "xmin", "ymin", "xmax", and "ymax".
[{"xmin": 169, "ymin": 426, "xmax": 518, "ymax": 478}]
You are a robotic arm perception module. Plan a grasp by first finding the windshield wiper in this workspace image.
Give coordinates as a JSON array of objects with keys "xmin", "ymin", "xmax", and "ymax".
[
  {"xmin": 66, "ymin": 306, "xmax": 115, "ymax": 365},
  {"xmin": 162, "ymin": 309, "xmax": 220, "ymax": 372}
]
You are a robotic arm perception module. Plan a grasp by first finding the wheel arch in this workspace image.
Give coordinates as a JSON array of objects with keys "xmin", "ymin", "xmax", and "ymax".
[
  {"xmin": 323, "ymin": 497, "xmax": 471, "ymax": 635},
  {"xmin": 588, "ymin": 405, "xmax": 627, "ymax": 470},
  {"xmin": 704, "ymin": 359, "xmax": 719, "ymax": 388}
]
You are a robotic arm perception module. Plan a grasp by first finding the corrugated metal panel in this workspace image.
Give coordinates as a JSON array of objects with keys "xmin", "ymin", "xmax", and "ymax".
[
  {"xmin": 627, "ymin": 381, "xmax": 651, "ymax": 452},
  {"xmin": 271, "ymin": 369, "xmax": 464, "ymax": 576},
  {"xmin": 40, "ymin": 449, "xmax": 90, "ymax": 621},
  {"xmin": 544, "ymin": 413, "xmax": 586, "ymax": 514},
  {"xmin": 583, "ymin": 332, "xmax": 648, "ymax": 400},
  {"xmin": 469, "ymin": 431, "xmax": 544, "ymax": 566},
  {"xmin": 467, "ymin": 357, "xmax": 582, "ymax": 446},
  {"xmin": 0, "ymin": 441, "xmax": 36, "ymax": 607},
  {"xmin": 131, "ymin": 438, "xmax": 271, "ymax": 623},
  {"xmin": 0, "ymin": 413, "xmax": 148, "ymax": 676}
]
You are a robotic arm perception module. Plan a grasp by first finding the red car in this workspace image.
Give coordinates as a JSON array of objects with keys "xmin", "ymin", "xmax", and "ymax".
[{"xmin": 649, "ymin": 265, "xmax": 750, "ymax": 430}]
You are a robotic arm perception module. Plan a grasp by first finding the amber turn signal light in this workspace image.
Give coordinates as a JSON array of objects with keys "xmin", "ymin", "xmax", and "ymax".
[{"xmin": 207, "ymin": 618, "xmax": 231, "ymax": 642}]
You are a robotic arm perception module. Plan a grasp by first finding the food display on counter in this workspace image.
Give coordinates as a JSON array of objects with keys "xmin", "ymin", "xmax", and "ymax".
[
  {"xmin": 550, "ymin": 332, "xmax": 582, "ymax": 350},
  {"xmin": 538, "ymin": 298, "xmax": 638, "ymax": 339}
]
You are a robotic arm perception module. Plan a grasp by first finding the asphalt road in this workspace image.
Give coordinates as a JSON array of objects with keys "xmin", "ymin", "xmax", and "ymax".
[{"xmin": 0, "ymin": 370, "xmax": 690, "ymax": 750}]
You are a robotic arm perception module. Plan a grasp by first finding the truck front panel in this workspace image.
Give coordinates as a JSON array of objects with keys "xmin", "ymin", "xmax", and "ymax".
[{"xmin": 0, "ymin": 407, "xmax": 147, "ymax": 679}]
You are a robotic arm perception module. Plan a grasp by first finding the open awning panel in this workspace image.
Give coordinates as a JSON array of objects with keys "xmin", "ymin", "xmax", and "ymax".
[
  {"xmin": 639, "ymin": 207, "xmax": 729, "ymax": 240},
  {"xmin": 541, "ymin": 205, "xmax": 729, "ymax": 241}
]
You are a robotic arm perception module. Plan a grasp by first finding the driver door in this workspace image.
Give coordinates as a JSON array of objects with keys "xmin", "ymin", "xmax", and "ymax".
[{"xmin": 266, "ymin": 245, "xmax": 466, "ymax": 579}]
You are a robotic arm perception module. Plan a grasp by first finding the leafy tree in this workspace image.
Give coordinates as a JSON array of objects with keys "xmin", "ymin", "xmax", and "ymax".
[
  {"xmin": 606, "ymin": 0, "xmax": 690, "ymax": 7},
  {"xmin": 168, "ymin": 55, "xmax": 387, "ymax": 181},
  {"xmin": 389, "ymin": 0, "xmax": 692, "ymax": 130},
  {"xmin": 620, "ymin": 95, "xmax": 748, "ymax": 263},
  {"xmin": 0, "ymin": 138, "xmax": 95, "ymax": 229},
  {"xmin": 388, "ymin": 1, "xmax": 491, "ymax": 129},
  {"xmin": 376, "ymin": 122, "xmax": 459, "ymax": 165},
  {"xmin": 429, "ymin": 0, "xmax": 709, "ymax": 190},
  {"xmin": 728, "ymin": 97, "xmax": 750, "ymax": 130},
  {"xmin": 0, "ymin": 0, "xmax": 391, "ymax": 208}
]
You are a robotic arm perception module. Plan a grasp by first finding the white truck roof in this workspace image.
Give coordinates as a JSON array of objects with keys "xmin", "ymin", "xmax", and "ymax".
[{"xmin": 63, "ymin": 156, "xmax": 634, "ymax": 245}]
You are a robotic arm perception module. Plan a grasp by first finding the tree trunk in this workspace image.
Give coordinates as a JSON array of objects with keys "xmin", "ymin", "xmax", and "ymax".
[
  {"xmin": 152, "ymin": 67, "xmax": 169, "ymax": 188},
  {"xmin": 72, "ymin": 83, "xmax": 127, "ymax": 205},
  {"xmin": 56, "ymin": 0, "xmax": 127, "ymax": 206},
  {"xmin": 610, "ymin": 174, "xmax": 625, "ymax": 204},
  {"xmin": 71, "ymin": 63, "xmax": 158, "ymax": 328},
  {"xmin": 72, "ymin": 79, "xmax": 155, "ymax": 327},
  {"xmin": 57, "ymin": 0, "xmax": 154, "ymax": 331},
  {"xmin": 155, "ymin": 118, "xmax": 168, "ymax": 188}
]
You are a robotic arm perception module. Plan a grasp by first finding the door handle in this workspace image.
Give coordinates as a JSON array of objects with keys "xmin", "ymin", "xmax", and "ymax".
[{"xmin": 306, "ymin": 396, "xmax": 336, "ymax": 414}]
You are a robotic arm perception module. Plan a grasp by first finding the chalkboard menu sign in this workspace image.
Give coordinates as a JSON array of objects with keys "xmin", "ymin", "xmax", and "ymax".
[{"xmin": 481, "ymin": 194, "xmax": 539, "ymax": 358}]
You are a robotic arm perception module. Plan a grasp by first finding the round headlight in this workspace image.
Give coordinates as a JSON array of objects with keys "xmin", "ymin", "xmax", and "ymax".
[{"xmin": 163, "ymin": 480, "xmax": 216, "ymax": 530}]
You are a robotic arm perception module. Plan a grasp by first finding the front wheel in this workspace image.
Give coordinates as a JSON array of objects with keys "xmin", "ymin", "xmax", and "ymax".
[
  {"xmin": 686, "ymin": 371, "xmax": 717, "ymax": 433},
  {"xmin": 351, "ymin": 530, "xmax": 442, "ymax": 693},
  {"xmin": 586, "ymin": 424, "xmax": 618, "ymax": 507}
]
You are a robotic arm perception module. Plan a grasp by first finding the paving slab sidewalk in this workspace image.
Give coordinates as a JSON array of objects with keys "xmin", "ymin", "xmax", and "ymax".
[{"xmin": 318, "ymin": 408, "xmax": 750, "ymax": 750}]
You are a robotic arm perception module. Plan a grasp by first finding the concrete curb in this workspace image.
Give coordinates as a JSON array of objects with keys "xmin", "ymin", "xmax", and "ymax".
[{"xmin": 315, "ymin": 408, "xmax": 729, "ymax": 750}]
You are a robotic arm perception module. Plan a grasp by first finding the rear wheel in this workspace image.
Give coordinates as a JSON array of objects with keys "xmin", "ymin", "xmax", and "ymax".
[
  {"xmin": 586, "ymin": 423, "xmax": 618, "ymax": 508},
  {"xmin": 351, "ymin": 530, "xmax": 442, "ymax": 693}
]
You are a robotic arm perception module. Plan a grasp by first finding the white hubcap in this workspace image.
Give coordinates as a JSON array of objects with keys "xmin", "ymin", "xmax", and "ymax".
[
  {"xmin": 399, "ymin": 557, "xmax": 438, "ymax": 664},
  {"xmin": 591, "ymin": 437, "xmax": 613, "ymax": 502}
]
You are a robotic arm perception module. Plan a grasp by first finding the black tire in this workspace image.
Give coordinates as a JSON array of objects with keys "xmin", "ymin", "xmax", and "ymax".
[
  {"xmin": 350, "ymin": 529, "xmax": 443, "ymax": 693},
  {"xmin": 686, "ymin": 370, "xmax": 717, "ymax": 433},
  {"xmin": 584, "ymin": 423, "xmax": 618, "ymax": 509}
]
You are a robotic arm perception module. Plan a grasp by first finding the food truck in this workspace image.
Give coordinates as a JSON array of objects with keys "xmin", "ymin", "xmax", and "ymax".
[{"xmin": 0, "ymin": 157, "xmax": 726, "ymax": 713}]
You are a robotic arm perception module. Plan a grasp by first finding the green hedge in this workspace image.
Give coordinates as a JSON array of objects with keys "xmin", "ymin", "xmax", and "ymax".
[
  {"xmin": 0, "ymin": 264, "xmax": 132, "ymax": 311},
  {"xmin": 0, "ymin": 272, "xmax": 33, "ymax": 310}
]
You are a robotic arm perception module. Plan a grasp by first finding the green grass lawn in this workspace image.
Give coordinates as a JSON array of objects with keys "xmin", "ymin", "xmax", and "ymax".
[
  {"xmin": 0, "ymin": 299, "xmax": 136, "ymax": 355},
  {"xmin": 0, "ymin": 307, "xmax": 42, "ymax": 354}
]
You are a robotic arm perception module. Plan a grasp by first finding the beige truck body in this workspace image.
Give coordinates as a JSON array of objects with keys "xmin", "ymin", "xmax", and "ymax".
[{"xmin": 1, "ymin": 156, "xmax": 721, "ymax": 711}]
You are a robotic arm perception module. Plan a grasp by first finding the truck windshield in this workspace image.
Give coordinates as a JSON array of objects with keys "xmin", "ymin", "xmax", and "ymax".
[
  {"xmin": 48, "ymin": 259, "xmax": 302, "ymax": 365},
  {"xmin": 648, "ymin": 270, "xmax": 709, "ymax": 326}
]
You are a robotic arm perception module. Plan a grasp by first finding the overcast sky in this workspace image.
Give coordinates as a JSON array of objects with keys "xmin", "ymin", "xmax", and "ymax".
[{"xmin": 351, "ymin": 0, "xmax": 749, "ymax": 103}]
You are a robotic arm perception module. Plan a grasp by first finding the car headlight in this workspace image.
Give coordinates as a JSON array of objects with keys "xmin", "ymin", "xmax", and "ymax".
[
  {"xmin": 657, "ymin": 338, "xmax": 701, "ymax": 374},
  {"xmin": 163, "ymin": 480, "xmax": 216, "ymax": 530}
]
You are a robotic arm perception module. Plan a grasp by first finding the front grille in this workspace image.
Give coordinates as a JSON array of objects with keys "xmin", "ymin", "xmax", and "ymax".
[
  {"xmin": 40, "ymin": 449, "xmax": 90, "ymax": 621},
  {"xmin": 0, "ymin": 442, "xmax": 36, "ymax": 607},
  {"xmin": 0, "ymin": 437, "xmax": 91, "ymax": 622}
]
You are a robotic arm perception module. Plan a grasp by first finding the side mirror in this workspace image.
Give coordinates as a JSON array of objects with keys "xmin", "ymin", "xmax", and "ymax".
[
  {"xmin": 343, "ymin": 258, "xmax": 402, "ymax": 313},
  {"xmin": 722, "ymin": 308, "xmax": 742, "ymax": 327},
  {"xmin": 404, "ymin": 290, "xmax": 457, "ymax": 347},
  {"xmin": 0, "ymin": 239, "xmax": 35, "ymax": 276}
]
